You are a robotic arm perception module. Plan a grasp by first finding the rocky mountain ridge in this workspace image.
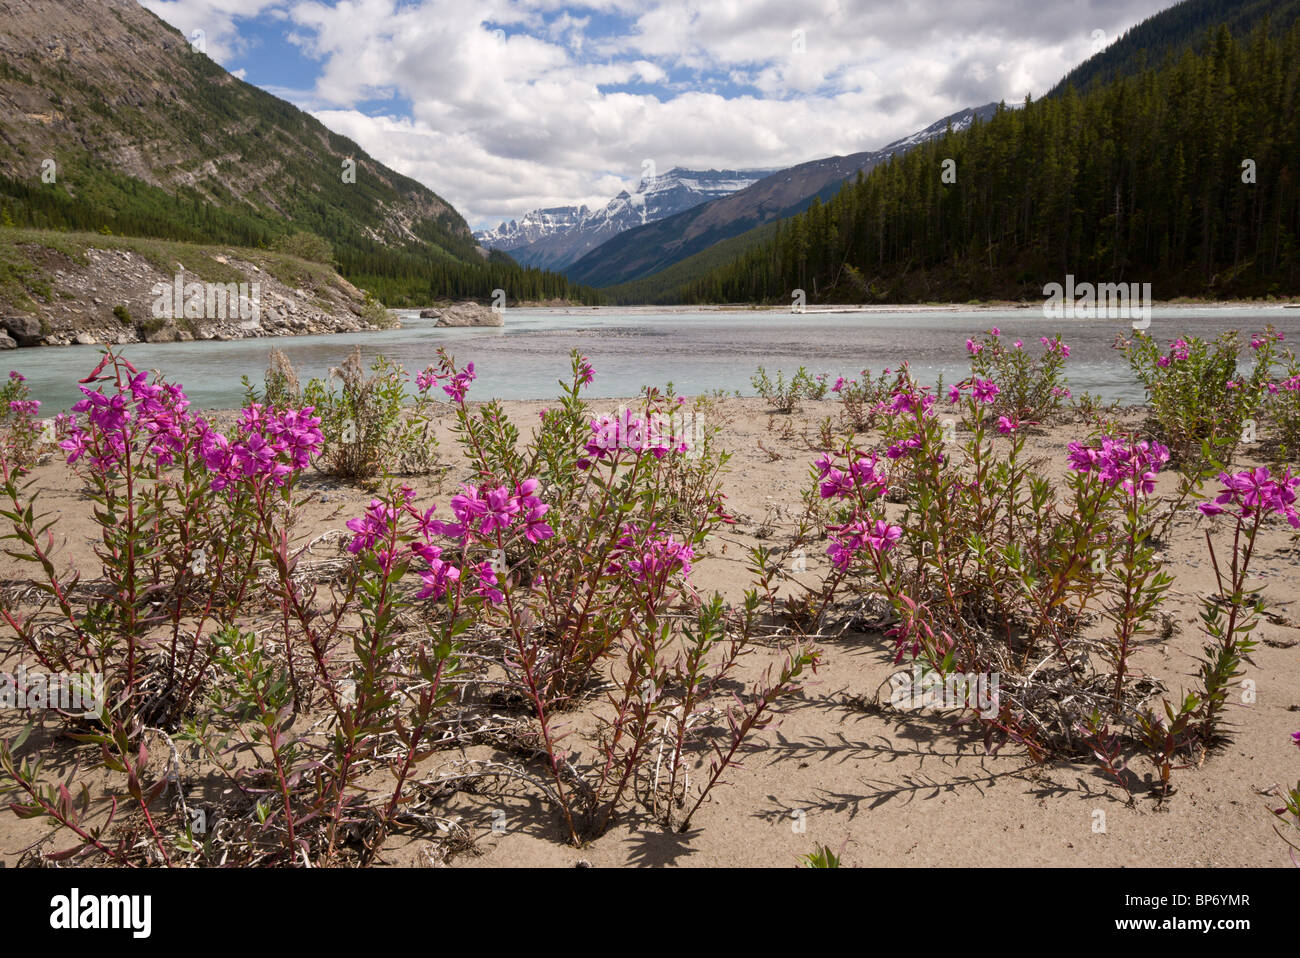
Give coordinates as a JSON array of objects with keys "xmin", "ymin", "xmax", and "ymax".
[{"xmin": 475, "ymin": 167, "xmax": 771, "ymax": 271}]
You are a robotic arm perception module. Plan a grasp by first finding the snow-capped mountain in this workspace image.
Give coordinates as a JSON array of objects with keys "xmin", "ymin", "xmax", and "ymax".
[
  {"xmin": 476, "ymin": 167, "xmax": 772, "ymax": 271},
  {"xmin": 564, "ymin": 103, "xmax": 1000, "ymax": 288}
]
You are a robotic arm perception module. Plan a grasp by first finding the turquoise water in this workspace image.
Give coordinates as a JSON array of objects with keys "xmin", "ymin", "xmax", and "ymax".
[{"xmin": 8, "ymin": 305, "xmax": 1299, "ymax": 413}]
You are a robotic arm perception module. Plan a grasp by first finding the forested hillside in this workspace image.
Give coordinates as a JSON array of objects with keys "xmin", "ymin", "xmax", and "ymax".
[
  {"xmin": 1049, "ymin": 0, "xmax": 1300, "ymax": 96},
  {"xmin": 0, "ymin": 0, "xmax": 600, "ymax": 306},
  {"xmin": 663, "ymin": 23, "xmax": 1300, "ymax": 305}
]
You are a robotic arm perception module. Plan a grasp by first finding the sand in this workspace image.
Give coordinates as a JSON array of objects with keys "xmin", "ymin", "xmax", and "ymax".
[{"xmin": 1, "ymin": 396, "xmax": 1298, "ymax": 867}]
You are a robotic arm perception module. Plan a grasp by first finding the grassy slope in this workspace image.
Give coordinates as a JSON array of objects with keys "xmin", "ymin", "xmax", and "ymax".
[{"xmin": 0, "ymin": 226, "xmax": 365, "ymax": 318}]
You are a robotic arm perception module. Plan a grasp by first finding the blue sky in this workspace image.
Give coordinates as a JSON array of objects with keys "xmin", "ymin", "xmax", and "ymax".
[{"xmin": 142, "ymin": 0, "xmax": 1176, "ymax": 231}]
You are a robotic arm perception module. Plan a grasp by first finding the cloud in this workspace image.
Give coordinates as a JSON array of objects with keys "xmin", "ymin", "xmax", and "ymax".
[
  {"xmin": 147, "ymin": 0, "xmax": 1176, "ymax": 229},
  {"xmin": 142, "ymin": 0, "xmax": 284, "ymax": 60}
]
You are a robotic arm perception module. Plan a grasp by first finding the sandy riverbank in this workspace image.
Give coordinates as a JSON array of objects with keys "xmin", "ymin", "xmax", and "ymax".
[{"xmin": 1, "ymin": 396, "xmax": 1298, "ymax": 867}]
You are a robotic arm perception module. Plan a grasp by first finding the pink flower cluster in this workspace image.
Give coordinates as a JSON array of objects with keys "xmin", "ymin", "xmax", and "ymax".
[
  {"xmin": 199, "ymin": 404, "xmax": 323, "ymax": 491},
  {"xmin": 61, "ymin": 368, "xmax": 198, "ymax": 472},
  {"xmin": 948, "ymin": 379, "xmax": 1000, "ymax": 406},
  {"xmin": 1066, "ymin": 436, "xmax": 1171, "ymax": 496},
  {"xmin": 7, "ymin": 372, "xmax": 38, "ymax": 417},
  {"xmin": 446, "ymin": 478, "xmax": 554, "ymax": 543},
  {"xmin": 418, "ymin": 362, "xmax": 477, "ymax": 402},
  {"xmin": 881, "ymin": 386, "xmax": 937, "ymax": 459},
  {"xmin": 1155, "ymin": 338, "xmax": 1191, "ymax": 368},
  {"xmin": 827, "ymin": 518, "xmax": 903, "ymax": 570},
  {"xmin": 888, "ymin": 388, "xmax": 935, "ymax": 417},
  {"xmin": 1039, "ymin": 336, "xmax": 1070, "ymax": 357},
  {"xmin": 1198, "ymin": 467, "xmax": 1300, "ymax": 528},
  {"xmin": 578, "ymin": 408, "xmax": 688, "ymax": 468},
  {"xmin": 815, "ymin": 451, "xmax": 887, "ymax": 500},
  {"xmin": 345, "ymin": 488, "xmax": 464, "ymax": 600},
  {"xmin": 607, "ymin": 524, "xmax": 695, "ymax": 584},
  {"xmin": 886, "ymin": 434, "xmax": 924, "ymax": 459},
  {"xmin": 344, "ymin": 478, "xmax": 553, "ymax": 603},
  {"xmin": 972, "ymin": 379, "xmax": 1000, "ymax": 405}
]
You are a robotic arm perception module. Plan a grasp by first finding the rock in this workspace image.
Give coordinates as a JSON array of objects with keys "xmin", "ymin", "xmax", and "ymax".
[
  {"xmin": 2, "ymin": 314, "xmax": 43, "ymax": 347},
  {"xmin": 0, "ymin": 334, "xmax": 16, "ymax": 350},
  {"xmin": 145, "ymin": 324, "xmax": 182, "ymax": 343},
  {"xmin": 419, "ymin": 308, "xmax": 441, "ymax": 319},
  {"xmin": 177, "ymin": 330, "xmax": 194, "ymax": 342},
  {"xmin": 74, "ymin": 332, "xmax": 98, "ymax": 345},
  {"xmin": 430, "ymin": 301, "xmax": 503, "ymax": 328}
]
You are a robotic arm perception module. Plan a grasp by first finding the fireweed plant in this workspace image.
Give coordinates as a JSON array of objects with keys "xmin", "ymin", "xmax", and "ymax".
[
  {"xmin": 1275, "ymin": 731, "xmax": 1300, "ymax": 865},
  {"xmin": 0, "ymin": 347, "xmax": 817, "ymax": 862},
  {"xmin": 803, "ymin": 360, "xmax": 1245, "ymax": 798},
  {"xmin": 1119, "ymin": 328, "xmax": 1281, "ymax": 466},
  {"xmin": 965, "ymin": 328, "xmax": 1072, "ymax": 423},
  {"xmin": 1264, "ymin": 342, "xmax": 1300, "ymax": 462},
  {"xmin": 0, "ymin": 350, "xmax": 357, "ymax": 863},
  {"xmin": 830, "ymin": 368, "xmax": 898, "ymax": 433},
  {"xmin": 0, "ymin": 371, "xmax": 47, "ymax": 470},
  {"xmin": 1195, "ymin": 468, "xmax": 1300, "ymax": 741},
  {"xmin": 424, "ymin": 348, "xmax": 818, "ymax": 840}
]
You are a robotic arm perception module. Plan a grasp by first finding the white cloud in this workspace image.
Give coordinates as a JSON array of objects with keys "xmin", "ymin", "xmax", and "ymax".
[
  {"xmin": 142, "ymin": 0, "xmax": 284, "ymax": 61},
  {"xmin": 148, "ymin": 0, "xmax": 1176, "ymax": 229}
]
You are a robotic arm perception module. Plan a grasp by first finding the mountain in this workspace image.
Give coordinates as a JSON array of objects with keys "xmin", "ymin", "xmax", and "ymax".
[
  {"xmin": 664, "ymin": 20, "xmax": 1300, "ymax": 305},
  {"xmin": 0, "ymin": 227, "xmax": 390, "ymax": 347},
  {"xmin": 0, "ymin": 0, "xmax": 600, "ymax": 306},
  {"xmin": 562, "ymin": 104, "xmax": 998, "ymax": 288},
  {"xmin": 1049, "ymin": 0, "xmax": 1300, "ymax": 97},
  {"xmin": 475, "ymin": 167, "xmax": 771, "ymax": 272}
]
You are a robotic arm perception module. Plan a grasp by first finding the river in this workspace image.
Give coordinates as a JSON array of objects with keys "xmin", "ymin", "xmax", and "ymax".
[{"xmin": 8, "ymin": 305, "xmax": 1299, "ymax": 412}]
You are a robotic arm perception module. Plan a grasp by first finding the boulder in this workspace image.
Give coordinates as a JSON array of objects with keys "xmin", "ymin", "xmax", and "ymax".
[
  {"xmin": 0, "ymin": 333, "xmax": 16, "ymax": 350},
  {"xmin": 2, "ymin": 314, "xmax": 43, "ymax": 347},
  {"xmin": 74, "ymin": 332, "xmax": 98, "ymax": 346},
  {"xmin": 145, "ymin": 324, "xmax": 182, "ymax": 343},
  {"xmin": 430, "ymin": 302, "xmax": 503, "ymax": 328}
]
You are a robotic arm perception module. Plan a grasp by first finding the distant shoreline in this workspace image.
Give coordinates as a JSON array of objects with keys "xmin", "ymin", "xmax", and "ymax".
[{"xmin": 499, "ymin": 299, "xmax": 1300, "ymax": 313}]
